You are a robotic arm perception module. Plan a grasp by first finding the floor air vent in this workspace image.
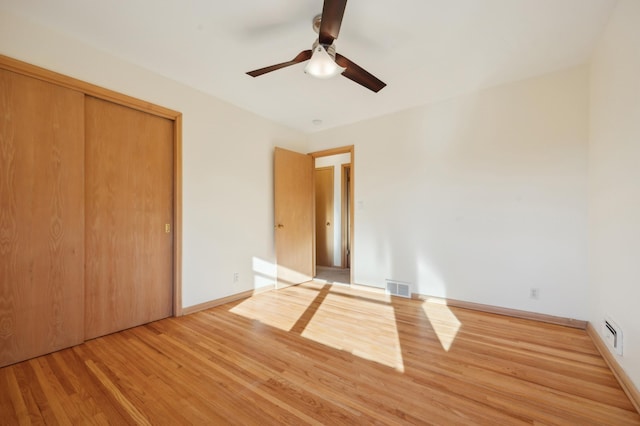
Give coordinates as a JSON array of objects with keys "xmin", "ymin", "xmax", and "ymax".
[
  {"xmin": 386, "ymin": 280, "xmax": 411, "ymax": 298},
  {"xmin": 603, "ymin": 317, "xmax": 623, "ymax": 355}
]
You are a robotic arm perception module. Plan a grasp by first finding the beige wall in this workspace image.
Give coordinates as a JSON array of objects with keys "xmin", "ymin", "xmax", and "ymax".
[
  {"xmin": 310, "ymin": 65, "xmax": 590, "ymax": 320},
  {"xmin": 0, "ymin": 11, "xmax": 308, "ymax": 309},
  {"xmin": 589, "ymin": 0, "xmax": 640, "ymax": 391}
]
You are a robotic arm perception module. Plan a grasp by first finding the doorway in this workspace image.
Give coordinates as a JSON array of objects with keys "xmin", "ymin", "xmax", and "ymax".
[
  {"xmin": 312, "ymin": 148, "xmax": 353, "ymax": 286},
  {"xmin": 273, "ymin": 145, "xmax": 354, "ymax": 288}
]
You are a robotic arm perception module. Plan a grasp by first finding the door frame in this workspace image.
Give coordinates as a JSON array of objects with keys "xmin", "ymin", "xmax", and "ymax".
[
  {"xmin": 310, "ymin": 145, "xmax": 354, "ymax": 284},
  {"xmin": 0, "ymin": 54, "xmax": 183, "ymax": 316},
  {"xmin": 341, "ymin": 163, "xmax": 351, "ymax": 269}
]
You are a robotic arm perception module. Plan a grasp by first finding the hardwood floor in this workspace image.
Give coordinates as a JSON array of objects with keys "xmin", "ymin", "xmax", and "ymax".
[{"xmin": 1, "ymin": 282, "xmax": 639, "ymax": 425}]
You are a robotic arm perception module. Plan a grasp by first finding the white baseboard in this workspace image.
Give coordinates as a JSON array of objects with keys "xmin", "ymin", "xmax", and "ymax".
[
  {"xmin": 181, "ymin": 284, "xmax": 274, "ymax": 316},
  {"xmin": 411, "ymin": 293, "xmax": 587, "ymax": 329}
]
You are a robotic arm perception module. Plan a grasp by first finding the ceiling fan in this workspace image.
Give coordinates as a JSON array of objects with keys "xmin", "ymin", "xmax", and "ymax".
[{"xmin": 246, "ymin": 0, "xmax": 386, "ymax": 93}]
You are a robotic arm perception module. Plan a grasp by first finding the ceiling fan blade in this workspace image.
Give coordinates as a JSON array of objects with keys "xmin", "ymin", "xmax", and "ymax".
[
  {"xmin": 246, "ymin": 50, "xmax": 312, "ymax": 77},
  {"xmin": 319, "ymin": 0, "xmax": 348, "ymax": 45},
  {"xmin": 335, "ymin": 54, "xmax": 386, "ymax": 93}
]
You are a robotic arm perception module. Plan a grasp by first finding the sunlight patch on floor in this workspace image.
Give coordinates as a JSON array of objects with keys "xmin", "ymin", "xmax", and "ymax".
[
  {"xmin": 229, "ymin": 285, "xmax": 317, "ymax": 331},
  {"xmin": 422, "ymin": 298, "xmax": 461, "ymax": 352},
  {"xmin": 300, "ymin": 292, "xmax": 405, "ymax": 372},
  {"xmin": 230, "ymin": 283, "xmax": 405, "ymax": 372}
]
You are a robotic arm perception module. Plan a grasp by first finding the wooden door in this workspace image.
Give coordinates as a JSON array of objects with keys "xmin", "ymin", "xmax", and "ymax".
[
  {"xmin": 85, "ymin": 97, "xmax": 173, "ymax": 339},
  {"xmin": 315, "ymin": 167, "xmax": 334, "ymax": 267},
  {"xmin": 274, "ymin": 147, "xmax": 313, "ymax": 287},
  {"xmin": 0, "ymin": 69, "xmax": 85, "ymax": 366}
]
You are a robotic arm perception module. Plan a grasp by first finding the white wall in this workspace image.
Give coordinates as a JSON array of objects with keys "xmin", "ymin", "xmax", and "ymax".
[
  {"xmin": 589, "ymin": 0, "xmax": 640, "ymax": 391},
  {"xmin": 309, "ymin": 65, "xmax": 590, "ymax": 320},
  {"xmin": 315, "ymin": 153, "xmax": 351, "ymax": 267},
  {"xmin": 0, "ymin": 11, "xmax": 307, "ymax": 309}
]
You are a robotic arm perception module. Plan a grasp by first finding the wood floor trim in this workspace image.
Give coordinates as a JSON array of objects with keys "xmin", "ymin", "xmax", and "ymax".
[
  {"xmin": 412, "ymin": 293, "xmax": 587, "ymax": 329},
  {"xmin": 587, "ymin": 322, "xmax": 640, "ymax": 414},
  {"xmin": 181, "ymin": 285, "xmax": 274, "ymax": 316}
]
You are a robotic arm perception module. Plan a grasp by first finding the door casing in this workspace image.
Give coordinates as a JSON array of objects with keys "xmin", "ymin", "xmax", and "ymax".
[{"xmin": 310, "ymin": 146, "xmax": 354, "ymax": 284}]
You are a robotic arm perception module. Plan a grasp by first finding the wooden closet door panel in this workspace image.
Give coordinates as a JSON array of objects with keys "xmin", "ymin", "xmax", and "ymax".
[
  {"xmin": 0, "ymin": 69, "xmax": 85, "ymax": 367},
  {"xmin": 85, "ymin": 97, "xmax": 173, "ymax": 339}
]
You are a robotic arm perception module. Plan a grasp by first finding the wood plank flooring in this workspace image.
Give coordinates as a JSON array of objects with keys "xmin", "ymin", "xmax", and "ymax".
[{"xmin": 1, "ymin": 282, "xmax": 639, "ymax": 425}]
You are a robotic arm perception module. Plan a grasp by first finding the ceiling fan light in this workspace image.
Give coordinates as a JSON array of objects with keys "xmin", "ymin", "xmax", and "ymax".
[{"xmin": 304, "ymin": 45, "xmax": 345, "ymax": 79}]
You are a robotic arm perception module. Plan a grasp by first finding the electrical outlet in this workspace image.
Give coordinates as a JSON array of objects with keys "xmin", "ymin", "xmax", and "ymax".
[
  {"xmin": 233, "ymin": 272, "xmax": 239, "ymax": 283},
  {"xmin": 529, "ymin": 288, "xmax": 539, "ymax": 299}
]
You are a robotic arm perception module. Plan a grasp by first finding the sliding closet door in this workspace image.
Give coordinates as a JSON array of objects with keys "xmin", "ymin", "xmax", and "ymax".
[
  {"xmin": 85, "ymin": 96, "xmax": 173, "ymax": 339},
  {"xmin": 0, "ymin": 69, "xmax": 85, "ymax": 367}
]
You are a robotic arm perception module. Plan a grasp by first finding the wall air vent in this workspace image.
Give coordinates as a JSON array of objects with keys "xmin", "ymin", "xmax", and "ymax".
[
  {"xmin": 603, "ymin": 317, "xmax": 623, "ymax": 356},
  {"xmin": 386, "ymin": 280, "xmax": 411, "ymax": 298}
]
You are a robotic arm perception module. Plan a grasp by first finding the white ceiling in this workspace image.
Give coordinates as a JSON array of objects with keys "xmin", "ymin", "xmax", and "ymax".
[{"xmin": 1, "ymin": 0, "xmax": 617, "ymax": 133}]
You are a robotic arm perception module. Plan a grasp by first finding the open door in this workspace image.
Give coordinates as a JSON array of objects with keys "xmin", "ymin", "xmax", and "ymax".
[{"xmin": 274, "ymin": 147, "xmax": 314, "ymax": 287}]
